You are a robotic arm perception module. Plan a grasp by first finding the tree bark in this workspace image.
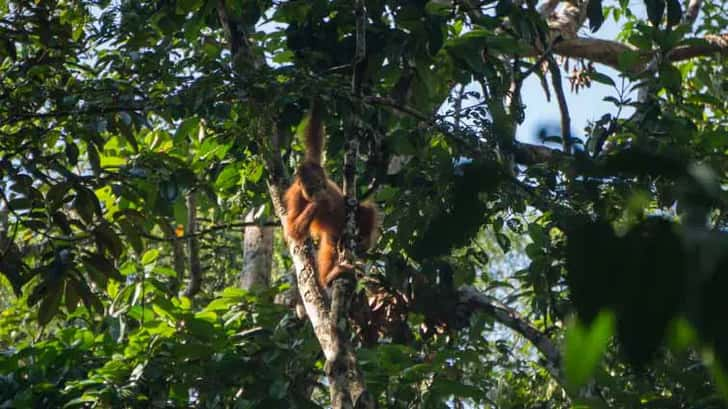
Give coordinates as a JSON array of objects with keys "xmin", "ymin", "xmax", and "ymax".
[
  {"xmin": 239, "ymin": 207, "xmax": 273, "ymax": 290},
  {"xmin": 184, "ymin": 191, "xmax": 202, "ymax": 297}
]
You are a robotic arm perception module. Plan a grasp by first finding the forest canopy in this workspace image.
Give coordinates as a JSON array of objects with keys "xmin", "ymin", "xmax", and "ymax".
[{"xmin": 2, "ymin": 0, "xmax": 728, "ymax": 408}]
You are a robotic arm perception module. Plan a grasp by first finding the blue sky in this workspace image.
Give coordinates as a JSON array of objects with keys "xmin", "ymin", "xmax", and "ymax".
[
  {"xmin": 517, "ymin": 4, "xmax": 644, "ymax": 145},
  {"xmin": 256, "ymin": 3, "xmax": 646, "ymax": 148}
]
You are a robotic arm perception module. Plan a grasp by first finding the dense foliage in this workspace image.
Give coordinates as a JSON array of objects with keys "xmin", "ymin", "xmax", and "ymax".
[{"xmin": 1, "ymin": 0, "xmax": 728, "ymax": 407}]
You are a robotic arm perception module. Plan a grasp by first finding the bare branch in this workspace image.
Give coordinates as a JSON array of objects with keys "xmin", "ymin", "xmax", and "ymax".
[
  {"xmin": 670, "ymin": 34, "xmax": 728, "ymax": 61},
  {"xmin": 551, "ymin": 38, "xmax": 642, "ymax": 70},
  {"xmin": 459, "ymin": 286, "xmax": 563, "ymax": 382},
  {"xmin": 143, "ymin": 220, "xmax": 280, "ymax": 242},
  {"xmin": 526, "ymin": 35, "xmax": 728, "ymax": 72},
  {"xmin": 3, "ymin": 105, "xmax": 151, "ymax": 126},
  {"xmin": 546, "ymin": 55, "xmax": 572, "ymax": 154}
]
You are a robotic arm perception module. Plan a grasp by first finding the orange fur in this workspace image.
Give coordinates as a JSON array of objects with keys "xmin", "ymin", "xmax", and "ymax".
[{"xmin": 283, "ymin": 102, "xmax": 379, "ymax": 288}]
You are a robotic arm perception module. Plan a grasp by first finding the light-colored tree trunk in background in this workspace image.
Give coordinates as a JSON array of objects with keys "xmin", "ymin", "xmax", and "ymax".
[
  {"xmin": 184, "ymin": 191, "xmax": 202, "ymax": 297},
  {"xmin": 239, "ymin": 208, "xmax": 273, "ymax": 290}
]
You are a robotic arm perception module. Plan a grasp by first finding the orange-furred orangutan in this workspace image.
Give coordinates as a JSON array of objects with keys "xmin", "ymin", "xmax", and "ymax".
[{"xmin": 283, "ymin": 102, "xmax": 379, "ymax": 288}]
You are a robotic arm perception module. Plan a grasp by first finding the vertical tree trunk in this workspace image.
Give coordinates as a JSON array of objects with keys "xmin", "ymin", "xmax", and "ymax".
[
  {"xmin": 239, "ymin": 208, "xmax": 273, "ymax": 290},
  {"xmin": 184, "ymin": 191, "xmax": 202, "ymax": 297}
]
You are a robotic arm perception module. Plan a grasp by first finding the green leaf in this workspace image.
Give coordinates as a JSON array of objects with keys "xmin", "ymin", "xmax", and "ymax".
[
  {"xmin": 269, "ymin": 379, "xmax": 289, "ymax": 399},
  {"xmin": 587, "ymin": 0, "xmax": 604, "ymax": 32},
  {"xmin": 215, "ymin": 163, "xmax": 241, "ymax": 190},
  {"xmin": 88, "ymin": 143, "xmax": 101, "ymax": 175},
  {"xmin": 432, "ymin": 379, "xmax": 484, "ymax": 399},
  {"xmin": 160, "ymin": 180, "xmax": 179, "ymax": 202},
  {"xmin": 94, "ymin": 224, "xmax": 124, "ymax": 259},
  {"xmin": 174, "ymin": 116, "xmax": 199, "ymax": 146},
  {"xmin": 46, "ymin": 181, "xmax": 70, "ymax": 211},
  {"xmin": 73, "ymin": 187, "xmax": 98, "ymax": 225},
  {"xmin": 659, "ymin": 64, "xmax": 682, "ymax": 92},
  {"xmin": 564, "ymin": 311, "xmax": 615, "ymax": 389},
  {"xmin": 173, "ymin": 197, "xmax": 188, "ymax": 227},
  {"xmin": 8, "ymin": 197, "xmax": 31, "ymax": 211},
  {"xmin": 446, "ymin": 30, "xmax": 491, "ymax": 73},
  {"xmin": 644, "ymin": 0, "xmax": 665, "ymax": 26},
  {"xmin": 666, "ymin": 0, "xmax": 682, "ymax": 27},
  {"xmin": 65, "ymin": 141, "xmax": 79, "ymax": 165},
  {"xmin": 495, "ymin": 0, "xmax": 513, "ymax": 16},
  {"xmin": 64, "ymin": 280, "xmax": 80, "ymax": 312},
  {"xmin": 617, "ymin": 50, "xmax": 641, "ymax": 71},
  {"xmin": 82, "ymin": 253, "xmax": 124, "ymax": 282},
  {"xmin": 62, "ymin": 395, "xmax": 99, "ymax": 408},
  {"xmin": 425, "ymin": 0, "xmax": 451, "ymax": 16},
  {"xmin": 119, "ymin": 219, "xmax": 143, "ymax": 255},
  {"xmin": 141, "ymin": 249, "xmax": 160, "ymax": 265},
  {"xmin": 590, "ymin": 71, "xmax": 615, "ymax": 87},
  {"xmin": 38, "ymin": 281, "xmax": 63, "ymax": 325},
  {"xmin": 177, "ymin": 0, "xmax": 203, "ymax": 14}
]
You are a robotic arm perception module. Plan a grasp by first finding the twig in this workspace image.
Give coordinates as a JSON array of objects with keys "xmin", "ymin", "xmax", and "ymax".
[
  {"xmin": 3, "ymin": 105, "xmax": 151, "ymax": 126},
  {"xmin": 141, "ymin": 220, "xmax": 280, "ymax": 242},
  {"xmin": 546, "ymin": 55, "xmax": 572, "ymax": 154}
]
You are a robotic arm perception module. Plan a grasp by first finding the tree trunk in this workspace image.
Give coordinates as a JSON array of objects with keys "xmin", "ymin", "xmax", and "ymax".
[{"xmin": 239, "ymin": 208, "xmax": 273, "ymax": 290}]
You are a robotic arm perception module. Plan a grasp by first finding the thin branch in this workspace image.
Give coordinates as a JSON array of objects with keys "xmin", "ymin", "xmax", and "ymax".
[
  {"xmin": 364, "ymin": 96, "xmax": 433, "ymax": 124},
  {"xmin": 366, "ymin": 95, "xmax": 573, "ymax": 164},
  {"xmin": 453, "ymin": 83, "xmax": 466, "ymax": 130},
  {"xmin": 458, "ymin": 286, "xmax": 563, "ymax": 383},
  {"xmin": 142, "ymin": 220, "xmax": 280, "ymax": 242},
  {"xmin": 3, "ymin": 105, "xmax": 152, "ymax": 126},
  {"xmin": 546, "ymin": 55, "xmax": 572, "ymax": 154}
]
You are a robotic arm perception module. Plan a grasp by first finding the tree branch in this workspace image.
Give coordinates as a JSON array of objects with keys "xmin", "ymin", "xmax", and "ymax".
[
  {"xmin": 458, "ymin": 286, "xmax": 563, "ymax": 383},
  {"xmin": 3, "ymin": 105, "xmax": 151, "ymax": 126},
  {"xmin": 365, "ymin": 95, "xmax": 574, "ymax": 168},
  {"xmin": 546, "ymin": 55, "xmax": 572, "ymax": 154},
  {"xmin": 324, "ymin": 1, "xmax": 377, "ymax": 407},
  {"xmin": 530, "ymin": 35, "xmax": 728, "ymax": 72},
  {"xmin": 142, "ymin": 220, "xmax": 280, "ymax": 242}
]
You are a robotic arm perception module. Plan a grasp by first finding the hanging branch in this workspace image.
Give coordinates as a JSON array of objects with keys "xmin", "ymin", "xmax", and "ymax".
[{"xmin": 546, "ymin": 55, "xmax": 572, "ymax": 154}]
